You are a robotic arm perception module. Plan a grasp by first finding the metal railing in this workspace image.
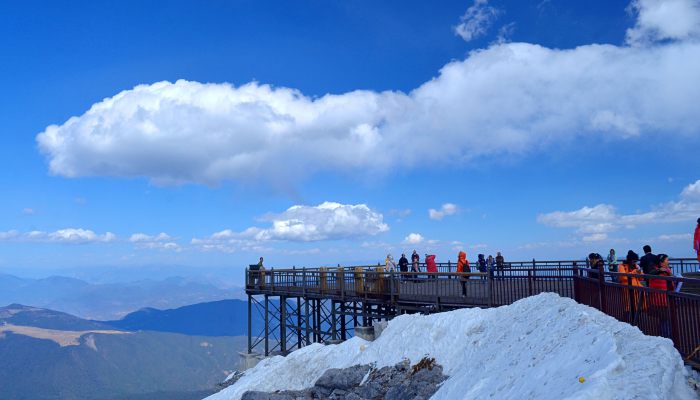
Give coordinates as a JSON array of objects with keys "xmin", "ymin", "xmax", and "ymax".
[
  {"xmin": 245, "ymin": 258, "xmax": 700, "ymax": 365},
  {"xmin": 573, "ymin": 265, "xmax": 700, "ymax": 367}
]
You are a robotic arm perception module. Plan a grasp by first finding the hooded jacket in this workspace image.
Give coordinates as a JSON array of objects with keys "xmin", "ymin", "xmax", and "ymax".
[
  {"xmin": 694, "ymin": 224, "xmax": 700, "ymax": 253},
  {"xmin": 457, "ymin": 251, "xmax": 470, "ymax": 273},
  {"xmin": 426, "ymin": 254, "xmax": 437, "ymax": 273}
]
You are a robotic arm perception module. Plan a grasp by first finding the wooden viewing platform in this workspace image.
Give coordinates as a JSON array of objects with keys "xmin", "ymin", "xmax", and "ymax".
[{"xmin": 243, "ymin": 258, "xmax": 700, "ymax": 370}]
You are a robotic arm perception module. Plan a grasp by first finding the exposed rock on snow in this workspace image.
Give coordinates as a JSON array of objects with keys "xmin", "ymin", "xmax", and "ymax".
[
  {"xmin": 207, "ymin": 293, "xmax": 697, "ymax": 400},
  {"xmin": 240, "ymin": 358, "xmax": 446, "ymax": 400}
]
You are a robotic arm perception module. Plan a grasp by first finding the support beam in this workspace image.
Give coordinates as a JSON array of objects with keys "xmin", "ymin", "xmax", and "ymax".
[
  {"xmin": 264, "ymin": 295, "xmax": 269, "ymax": 356},
  {"xmin": 280, "ymin": 295, "xmax": 287, "ymax": 354}
]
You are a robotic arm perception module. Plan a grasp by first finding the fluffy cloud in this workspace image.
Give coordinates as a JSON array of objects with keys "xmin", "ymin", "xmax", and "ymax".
[
  {"xmin": 129, "ymin": 232, "xmax": 173, "ymax": 242},
  {"xmin": 48, "ymin": 228, "xmax": 116, "ymax": 243},
  {"xmin": 454, "ymin": 0, "xmax": 501, "ymax": 42},
  {"xmin": 0, "ymin": 228, "xmax": 117, "ymax": 244},
  {"xmin": 192, "ymin": 202, "xmax": 389, "ymax": 252},
  {"xmin": 626, "ymin": 0, "xmax": 700, "ymax": 45},
  {"xmin": 129, "ymin": 232, "xmax": 180, "ymax": 251},
  {"xmin": 538, "ymin": 179, "xmax": 700, "ymax": 241},
  {"xmin": 429, "ymin": 203, "xmax": 459, "ymax": 220},
  {"xmin": 403, "ymin": 233, "xmax": 425, "ymax": 245},
  {"xmin": 36, "ymin": 3, "xmax": 700, "ymax": 187}
]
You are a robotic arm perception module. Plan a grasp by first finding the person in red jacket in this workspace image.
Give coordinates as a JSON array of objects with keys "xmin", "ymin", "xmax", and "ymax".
[
  {"xmin": 649, "ymin": 254, "xmax": 675, "ymax": 337},
  {"xmin": 694, "ymin": 218, "xmax": 700, "ymax": 262},
  {"xmin": 425, "ymin": 254, "xmax": 437, "ymax": 278}
]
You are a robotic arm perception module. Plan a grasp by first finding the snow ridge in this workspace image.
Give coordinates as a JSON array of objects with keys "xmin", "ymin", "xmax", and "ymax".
[{"xmin": 207, "ymin": 293, "xmax": 696, "ymax": 400}]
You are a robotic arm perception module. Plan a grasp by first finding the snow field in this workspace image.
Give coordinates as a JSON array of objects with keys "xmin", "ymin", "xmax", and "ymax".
[{"xmin": 207, "ymin": 293, "xmax": 696, "ymax": 400}]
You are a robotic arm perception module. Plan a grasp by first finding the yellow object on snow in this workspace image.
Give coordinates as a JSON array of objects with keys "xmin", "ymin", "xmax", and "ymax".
[{"xmin": 579, "ymin": 377, "xmax": 585, "ymax": 383}]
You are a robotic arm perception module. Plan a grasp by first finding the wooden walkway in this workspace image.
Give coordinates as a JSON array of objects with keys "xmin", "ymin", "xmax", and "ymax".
[{"xmin": 244, "ymin": 260, "xmax": 700, "ymax": 367}]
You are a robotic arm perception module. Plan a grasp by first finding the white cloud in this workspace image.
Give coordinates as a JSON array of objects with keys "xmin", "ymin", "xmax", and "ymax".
[
  {"xmin": 389, "ymin": 208, "xmax": 412, "ymax": 219},
  {"xmin": 429, "ymin": 203, "xmax": 459, "ymax": 220},
  {"xmin": 455, "ymin": 0, "xmax": 501, "ymax": 42},
  {"xmin": 22, "ymin": 208, "xmax": 35, "ymax": 215},
  {"xmin": 626, "ymin": 0, "xmax": 700, "ymax": 45},
  {"xmin": 129, "ymin": 232, "xmax": 179, "ymax": 251},
  {"xmin": 403, "ymin": 233, "xmax": 425, "ymax": 245},
  {"xmin": 191, "ymin": 202, "xmax": 389, "ymax": 252},
  {"xmin": 656, "ymin": 233, "xmax": 692, "ymax": 241},
  {"xmin": 0, "ymin": 230, "xmax": 20, "ymax": 240},
  {"xmin": 36, "ymin": 3, "xmax": 700, "ymax": 188},
  {"xmin": 129, "ymin": 232, "xmax": 173, "ymax": 242},
  {"xmin": 538, "ymin": 179, "xmax": 700, "ymax": 239},
  {"xmin": 46, "ymin": 228, "xmax": 116, "ymax": 244}
]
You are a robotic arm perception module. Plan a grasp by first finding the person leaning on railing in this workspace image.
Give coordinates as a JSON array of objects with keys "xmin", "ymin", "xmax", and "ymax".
[
  {"xmin": 618, "ymin": 250, "xmax": 647, "ymax": 320},
  {"xmin": 250, "ymin": 256, "xmax": 265, "ymax": 289},
  {"xmin": 457, "ymin": 251, "xmax": 469, "ymax": 297},
  {"xmin": 648, "ymin": 253, "xmax": 675, "ymax": 337}
]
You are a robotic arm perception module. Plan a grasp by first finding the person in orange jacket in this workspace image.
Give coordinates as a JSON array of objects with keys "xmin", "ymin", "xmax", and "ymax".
[
  {"xmin": 457, "ymin": 251, "xmax": 470, "ymax": 297},
  {"xmin": 694, "ymin": 218, "xmax": 700, "ymax": 262},
  {"xmin": 456, "ymin": 251, "xmax": 470, "ymax": 273},
  {"xmin": 618, "ymin": 250, "xmax": 647, "ymax": 321}
]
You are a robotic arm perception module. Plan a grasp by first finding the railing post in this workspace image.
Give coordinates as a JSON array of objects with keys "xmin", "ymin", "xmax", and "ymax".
[
  {"xmin": 389, "ymin": 270, "xmax": 395, "ymax": 303},
  {"xmin": 668, "ymin": 293, "xmax": 680, "ymax": 347},
  {"xmin": 598, "ymin": 263, "xmax": 606, "ymax": 312},
  {"xmin": 572, "ymin": 262, "xmax": 579, "ymax": 302},
  {"xmin": 302, "ymin": 268, "xmax": 307, "ymax": 297},
  {"xmin": 271, "ymin": 267, "xmax": 275, "ymax": 293},
  {"xmin": 627, "ymin": 274, "xmax": 635, "ymax": 324},
  {"xmin": 528, "ymin": 270, "xmax": 533, "ymax": 296},
  {"xmin": 487, "ymin": 267, "xmax": 493, "ymax": 307}
]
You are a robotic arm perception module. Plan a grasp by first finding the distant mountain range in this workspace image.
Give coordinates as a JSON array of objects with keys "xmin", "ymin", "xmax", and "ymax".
[
  {"xmin": 0, "ymin": 273, "xmax": 246, "ymax": 320},
  {"xmin": 0, "ymin": 303, "xmax": 250, "ymax": 400},
  {"xmin": 103, "ymin": 299, "xmax": 263, "ymax": 337}
]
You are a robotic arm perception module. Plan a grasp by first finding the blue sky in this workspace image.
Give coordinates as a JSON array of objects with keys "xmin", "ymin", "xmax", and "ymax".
[{"xmin": 1, "ymin": 0, "xmax": 699, "ymax": 277}]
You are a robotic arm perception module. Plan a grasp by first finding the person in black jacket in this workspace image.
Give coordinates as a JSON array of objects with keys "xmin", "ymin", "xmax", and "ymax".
[
  {"xmin": 640, "ymin": 245, "xmax": 658, "ymax": 275},
  {"xmin": 587, "ymin": 253, "xmax": 603, "ymax": 280},
  {"xmin": 398, "ymin": 253, "xmax": 409, "ymax": 280}
]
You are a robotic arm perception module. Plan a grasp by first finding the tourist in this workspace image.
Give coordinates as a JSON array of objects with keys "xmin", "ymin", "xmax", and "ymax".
[
  {"xmin": 587, "ymin": 253, "xmax": 603, "ymax": 280},
  {"xmin": 457, "ymin": 251, "xmax": 470, "ymax": 273},
  {"xmin": 649, "ymin": 253, "xmax": 675, "ymax": 337},
  {"xmin": 618, "ymin": 250, "xmax": 646, "ymax": 322},
  {"xmin": 487, "ymin": 255, "xmax": 495, "ymax": 279},
  {"xmin": 398, "ymin": 253, "xmax": 409, "ymax": 280},
  {"xmin": 496, "ymin": 252, "xmax": 505, "ymax": 278},
  {"xmin": 411, "ymin": 250, "xmax": 420, "ymax": 278},
  {"xmin": 476, "ymin": 254, "xmax": 486, "ymax": 280},
  {"xmin": 457, "ymin": 251, "xmax": 469, "ymax": 297},
  {"xmin": 607, "ymin": 249, "xmax": 618, "ymax": 281},
  {"xmin": 385, "ymin": 254, "xmax": 397, "ymax": 272},
  {"xmin": 694, "ymin": 218, "xmax": 700, "ymax": 262},
  {"xmin": 425, "ymin": 254, "xmax": 437, "ymax": 277},
  {"xmin": 640, "ymin": 245, "xmax": 658, "ymax": 275},
  {"xmin": 252, "ymin": 256, "xmax": 265, "ymax": 288}
]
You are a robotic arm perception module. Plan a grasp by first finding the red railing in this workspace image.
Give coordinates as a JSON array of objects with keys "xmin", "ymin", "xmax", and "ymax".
[{"xmin": 573, "ymin": 266, "xmax": 700, "ymax": 367}]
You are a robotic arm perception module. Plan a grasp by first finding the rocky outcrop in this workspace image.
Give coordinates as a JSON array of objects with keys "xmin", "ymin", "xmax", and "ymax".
[{"xmin": 241, "ymin": 357, "xmax": 447, "ymax": 400}]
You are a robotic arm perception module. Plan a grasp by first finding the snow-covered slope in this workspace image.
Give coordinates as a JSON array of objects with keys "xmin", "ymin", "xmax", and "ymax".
[{"xmin": 207, "ymin": 293, "xmax": 696, "ymax": 400}]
